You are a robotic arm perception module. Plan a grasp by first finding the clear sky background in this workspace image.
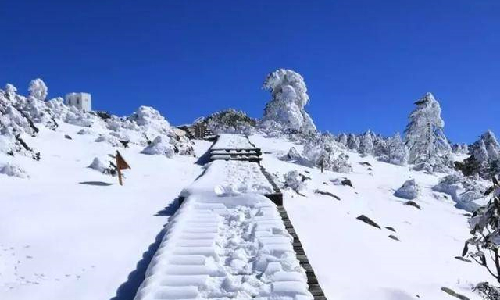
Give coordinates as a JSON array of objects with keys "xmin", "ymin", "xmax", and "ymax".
[{"xmin": 1, "ymin": 1, "xmax": 499, "ymax": 143}]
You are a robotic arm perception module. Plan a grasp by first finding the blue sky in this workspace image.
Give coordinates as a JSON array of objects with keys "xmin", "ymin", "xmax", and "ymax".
[{"xmin": 1, "ymin": 1, "xmax": 499, "ymax": 143}]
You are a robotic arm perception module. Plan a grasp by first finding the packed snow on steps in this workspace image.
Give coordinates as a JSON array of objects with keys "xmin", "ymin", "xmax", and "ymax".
[
  {"xmin": 135, "ymin": 160, "xmax": 313, "ymax": 300},
  {"xmin": 0, "ymin": 122, "xmax": 212, "ymax": 300},
  {"xmin": 212, "ymin": 134, "xmax": 254, "ymax": 149},
  {"xmin": 249, "ymin": 134, "xmax": 493, "ymax": 300}
]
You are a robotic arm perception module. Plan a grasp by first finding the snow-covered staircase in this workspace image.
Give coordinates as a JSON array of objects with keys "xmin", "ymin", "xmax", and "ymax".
[{"xmin": 134, "ymin": 134, "xmax": 326, "ymax": 300}]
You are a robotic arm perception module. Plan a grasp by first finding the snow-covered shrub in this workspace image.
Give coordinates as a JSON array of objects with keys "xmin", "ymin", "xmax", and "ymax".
[
  {"xmin": 379, "ymin": 133, "xmax": 408, "ymax": 166},
  {"xmin": 199, "ymin": 109, "xmax": 256, "ymax": 134},
  {"xmin": 358, "ymin": 131, "xmax": 374, "ymax": 156},
  {"xmin": 459, "ymin": 130, "xmax": 500, "ymax": 179},
  {"xmin": 28, "ymin": 78, "xmax": 48, "ymax": 101},
  {"xmin": 432, "ymin": 173, "xmax": 484, "ymax": 211},
  {"xmin": 347, "ymin": 134, "xmax": 360, "ymax": 151},
  {"xmin": 301, "ymin": 133, "xmax": 352, "ymax": 173},
  {"xmin": 404, "ymin": 92, "xmax": 452, "ymax": 172},
  {"xmin": 284, "ymin": 170, "xmax": 307, "ymax": 193},
  {"xmin": 394, "ymin": 179, "xmax": 419, "ymax": 200},
  {"xmin": 141, "ymin": 136, "xmax": 174, "ymax": 158},
  {"xmin": 261, "ymin": 69, "xmax": 316, "ymax": 134},
  {"xmin": 331, "ymin": 153, "xmax": 353, "ymax": 173},
  {"xmin": 452, "ymin": 143, "xmax": 469, "ymax": 155},
  {"xmin": 4, "ymin": 84, "xmax": 17, "ymax": 100},
  {"xmin": 337, "ymin": 133, "xmax": 348, "ymax": 147},
  {"xmin": 285, "ymin": 147, "xmax": 302, "ymax": 161},
  {"xmin": 463, "ymin": 178, "xmax": 500, "ymax": 285},
  {"xmin": 95, "ymin": 134, "xmax": 122, "ymax": 147},
  {"xmin": 89, "ymin": 157, "xmax": 110, "ymax": 173},
  {"xmin": 0, "ymin": 162, "xmax": 28, "ymax": 178}
]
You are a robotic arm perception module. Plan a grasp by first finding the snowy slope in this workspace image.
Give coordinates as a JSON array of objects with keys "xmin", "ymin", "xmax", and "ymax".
[
  {"xmin": 0, "ymin": 122, "xmax": 211, "ymax": 300},
  {"xmin": 0, "ymin": 126, "xmax": 495, "ymax": 300},
  {"xmin": 249, "ymin": 134, "xmax": 493, "ymax": 300}
]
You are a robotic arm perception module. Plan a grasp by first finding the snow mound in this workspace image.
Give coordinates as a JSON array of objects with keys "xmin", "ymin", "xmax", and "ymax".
[
  {"xmin": 141, "ymin": 136, "xmax": 174, "ymax": 158},
  {"xmin": 88, "ymin": 157, "xmax": 110, "ymax": 173},
  {"xmin": 0, "ymin": 162, "xmax": 28, "ymax": 178},
  {"xmin": 394, "ymin": 179, "xmax": 419, "ymax": 200},
  {"xmin": 432, "ymin": 174, "xmax": 485, "ymax": 212}
]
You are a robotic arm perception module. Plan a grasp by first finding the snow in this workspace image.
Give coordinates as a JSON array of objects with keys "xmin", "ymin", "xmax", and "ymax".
[
  {"xmin": 0, "ymin": 122, "xmax": 496, "ymax": 300},
  {"xmin": 184, "ymin": 160, "xmax": 274, "ymax": 196},
  {"xmin": 136, "ymin": 160, "xmax": 312, "ymax": 299},
  {"xmin": 249, "ymin": 133, "xmax": 493, "ymax": 300},
  {"xmin": 213, "ymin": 134, "xmax": 253, "ymax": 149},
  {"xmin": 0, "ymin": 122, "xmax": 211, "ymax": 300}
]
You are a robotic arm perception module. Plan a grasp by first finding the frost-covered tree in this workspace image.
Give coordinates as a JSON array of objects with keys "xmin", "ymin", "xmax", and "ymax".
[
  {"xmin": 359, "ymin": 131, "xmax": 374, "ymax": 156},
  {"xmin": 4, "ymin": 84, "xmax": 17, "ymax": 100},
  {"xmin": 198, "ymin": 109, "xmax": 256, "ymax": 134},
  {"xmin": 337, "ymin": 133, "xmax": 348, "ymax": 146},
  {"xmin": 463, "ymin": 177, "xmax": 500, "ymax": 284},
  {"xmin": 385, "ymin": 133, "xmax": 408, "ymax": 165},
  {"xmin": 461, "ymin": 131, "xmax": 500, "ymax": 178},
  {"xmin": 261, "ymin": 69, "xmax": 316, "ymax": 133},
  {"xmin": 28, "ymin": 78, "xmax": 48, "ymax": 101},
  {"xmin": 404, "ymin": 92, "xmax": 452, "ymax": 170},
  {"xmin": 347, "ymin": 133, "xmax": 360, "ymax": 151}
]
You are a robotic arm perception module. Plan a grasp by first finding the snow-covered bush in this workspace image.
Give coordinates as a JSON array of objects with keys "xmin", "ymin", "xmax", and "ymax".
[
  {"xmin": 347, "ymin": 134, "xmax": 359, "ymax": 151},
  {"xmin": 0, "ymin": 162, "xmax": 28, "ymax": 178},
  {"xmin": 28, "ymin": 78, "xmax": 48, "ymax": 101},
  {"xmin": 331, "ymin": 153, "xmax": 352, "ymax": 173},
  {"xmin": 261, "ymin": 69, "xmax": 316, "ymax": 134},
  {"xmin": 463, "ymin": 178, "xmax": 500, "ymax": 285},
  {"xmin": 359, "ymin": 131, "xmax": 374, "ymax": 156},
  {"xmin": 198, "ymin": 109, "xmax": 256, "ymax": 134},
  {"xmin": 394, "ymin": 179, "xmax": 419, "ymax": 200},
  {"xmin": 95, "ymin": 134, "xmax": 122, "ymax": 147},
  {"xmin": 301, "ymin": 133, "xmax": 352, "ymax": 173},
  {"xmin": 88, "ymin": 157, "xmax": 111, "ymax": 173},
  {"xmin": 380, "ymin": 133, "xmax": 408, "ymax": 166},
  {"xmin": 4, "ymin": 84, "xmax": 17, "ymax": 100},
  {"xmin": 284, "ymin": 170, "xmax": 307, "ymax": 193},
  {"xmin": 432, "ymin": 173, "xmax": 484, "ymax": 211},
  {"xmin": 337, "ymin": 133, "xmax": 348, "ymax": 147},
  {"xmin": 141, "ymin": 136, "xmax": 174, "ymax": 158},
  {"xmin": 404, "ymin": 92, "xmax": 452, "ymax": 172}
]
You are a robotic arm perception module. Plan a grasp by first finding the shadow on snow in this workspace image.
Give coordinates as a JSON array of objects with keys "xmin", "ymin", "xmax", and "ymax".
[{"xmin": 109, "ymin": 196, "xmax": 183, "ymax": 300}]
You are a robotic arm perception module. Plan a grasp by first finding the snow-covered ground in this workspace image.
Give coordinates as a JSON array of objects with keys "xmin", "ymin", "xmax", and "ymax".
[
  {"xmin": 0, "ymin": 128, "xmax": 495, "ymax": 300},
  {"xmin": 0, "ymin": 123, "xmax": 211, "ymax": 300},
  {"xmin": 249, "ymin": 134, "xmax": 492, "ymax": 300}
]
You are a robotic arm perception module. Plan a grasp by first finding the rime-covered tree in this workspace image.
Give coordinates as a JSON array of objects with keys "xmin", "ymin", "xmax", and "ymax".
[
  {"xmin": 4, "ymin": 84, "xmax": 17, "ymax": 100},
  {"xmin": 347, "ymin": 133, "xmax": 360, "ymax": 151},
  {"xmin": 461, "ymin": 131, "xmax": 500, "ymax": 178},
  {"xmin": 337, "ymin": 133, "xmax": 348, "ymax": 146},
  {"xmin": 404, "ymin": 92, "xmax": 451, "ymax": 170},
  {"xmin": 261, "ymin": 69, "xmax": 316, "ymax": 133},
  {"xmin": 359, "ymin": 130, "xmax": 374, "ymax": 156},
  {"xmin": 385, "ymin": 133, "xmax": 408, "ymax": 165},
  {"xmin": 28, "ymin": 78, "xmax": 48, "ymax": 101}
]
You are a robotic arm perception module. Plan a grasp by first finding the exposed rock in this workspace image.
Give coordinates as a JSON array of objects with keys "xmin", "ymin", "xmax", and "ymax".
[
  {"xmin": 314, "ymin": 190, "xmax": 341, "ymax": 200},
  {"xmin": 394, "ymin": 179, "xmax": 419, "ymax": 200},
  {"xmin": 441, "ymin": 287, "xmax": 470, "ymax": 300},
  {"xmin": 388, "ymin": 235, "xmax": 399, "ymax": 241},
  {"xmin": 64, "ymin": 134, "xmax": 72, "ymax": 140},
  {"xmin": 359, "ymin": 161, "xmax": 372, "ymax": 166},
  {"xmin": 356, "ymin": 215, "xmax": 380, "ymax": 229},
  {"xmin": 454, "ymin": 256, "xmax": 471, "ymax": 263},
  {"xmin": 385, "ymin": 226, "xmax": 396, "ymax": 232},
  {"xmin": 404, "ymin": 201, "xmax": 421, "ymax": 209}
]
